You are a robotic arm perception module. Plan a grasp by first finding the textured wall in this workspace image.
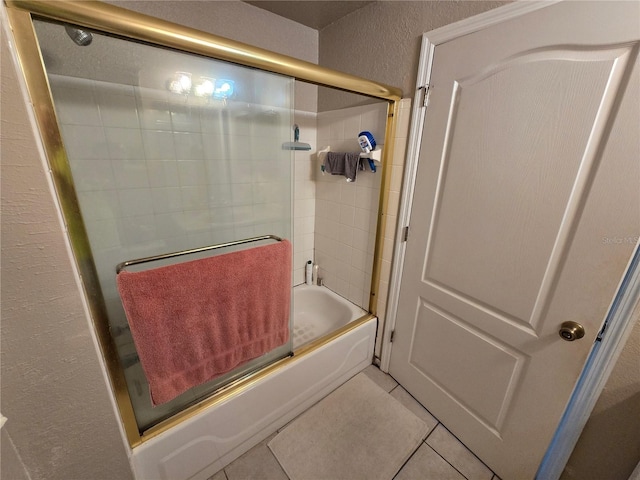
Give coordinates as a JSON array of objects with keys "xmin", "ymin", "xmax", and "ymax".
[
  {"xmin": 107, "ymin": 0, "xmax": 317, "ymax": 62},
  {"xmin": 0, "ymin": 29, "xmax": 134, "ymax": 480},
  {"xmin": 562, "ymin": 304, "xmax": 640, "ymax": 480},
  {"xmin": 318, "ymin": 0, "xmax": 507, "ymax": 111}
]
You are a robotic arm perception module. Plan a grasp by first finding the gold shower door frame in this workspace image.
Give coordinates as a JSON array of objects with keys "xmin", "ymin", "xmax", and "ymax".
[{"xmin": 4, "ymin": 0, "xmax": 402, "ymax": 447}]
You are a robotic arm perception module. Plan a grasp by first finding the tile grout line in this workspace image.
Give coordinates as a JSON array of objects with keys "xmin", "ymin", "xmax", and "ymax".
[
  {"xmin": 423, "ymin": 441, "xmax": 473, "ymax": 480},
  {"xmin": 269, "ymin": 440, "xmax": 292, "ymax": 480},
  {"xmin": 391, "ymin": 432, "xmax": 426, "ymax": 480},
  {"xmin": 275, "ymin": 451, "xmax": 292, "ymax": 480},
  {"xmin": 437, "ymin": 423, "xmax": 495, "ymax": 477},
  {"xmin": 424, "ymin": 418, "xmax": 440, "ymax": 440},
  {"xmin": 397, "ymin": 377, "xmax": 496, "ymax": 480},
  {"xmin": 423, "ymin": 423, "xmax": 496, "ymax": 480}
]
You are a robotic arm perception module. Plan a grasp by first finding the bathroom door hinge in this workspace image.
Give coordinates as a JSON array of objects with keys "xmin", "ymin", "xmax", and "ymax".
[
  {"xmin": 420, "ymin": 84, "xmax": 432, "ymax": 108},
  {"xmin": 390, "ymin": 330, "xmax": 395, "ymax": 342},
  {"xmin": 596, "ymin": 319, "xmax": 608, "ymax": 342},
  {"xmin": 402, "ymin": 226, "xmax": 409, "ymax": 242}
]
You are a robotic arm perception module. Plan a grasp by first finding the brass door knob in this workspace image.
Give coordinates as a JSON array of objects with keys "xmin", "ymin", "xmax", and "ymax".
[{"xmin": 559, "ymin": 321, "xmax": 585, "ymax": 341}]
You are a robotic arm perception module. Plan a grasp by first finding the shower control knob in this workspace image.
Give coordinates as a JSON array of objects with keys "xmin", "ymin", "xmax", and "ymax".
[{"xmin": 559, "ymin": 321, "xmax": 585, "ymax": 342}]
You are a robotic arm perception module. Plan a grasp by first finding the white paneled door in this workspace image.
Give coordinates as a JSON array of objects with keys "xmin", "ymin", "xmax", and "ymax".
[{"xmin": 389, "ymin": 2, "xmax": 640, "ymax": 479}]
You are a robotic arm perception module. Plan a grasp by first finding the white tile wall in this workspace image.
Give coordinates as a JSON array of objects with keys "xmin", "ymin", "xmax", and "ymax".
[
  {"xmin": 292, "ymin": 110, "xmax": 317, "ymax": 286},
  {"xmin": 49, "ymin": 74, "xmax": 293, "ymax": 331},
  {"xmin": 51, "ymin": 74, "xmax": 408, "ymax": 357},
  {"xmin": 314, "ymin": 103, "xmax": 388, "ymax": 309}
]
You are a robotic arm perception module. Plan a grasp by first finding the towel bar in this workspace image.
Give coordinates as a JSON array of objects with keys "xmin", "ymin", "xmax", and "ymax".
[
  {"xmin": 318, "ymin": 145, "xmax": 383, "ymax": 162},
  {"xmin": 116, "ymin": 234, "xmax": 283, "ymax": 273}
]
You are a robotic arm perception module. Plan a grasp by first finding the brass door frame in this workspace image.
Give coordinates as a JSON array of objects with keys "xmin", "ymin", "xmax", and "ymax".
[{"xmin": 3, "ymin": 0, "xmax": 401, "ymax": 447}]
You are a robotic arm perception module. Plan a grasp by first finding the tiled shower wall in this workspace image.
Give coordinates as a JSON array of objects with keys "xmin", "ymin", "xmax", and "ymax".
[
  {"xmin": 314, "ymin": 103, "xmax": 388, "ymax": 309},
  {"xmin": 50, "ymin": 72, "xmax": 300, "ymax": 427},
  {"xmin": 292, "ymin": 111, "xmax": 317, "ymax": 286},
  {"xmin": 51, "ymin": 71, "xmax": 405, "ymax": 333},
  {"xmin": 49, "ymin": 73, "xmax": 293, "ymax": 327},
  {"xmin": 295, "ymin": 99, "xmax": 412, "ymax": 345}
]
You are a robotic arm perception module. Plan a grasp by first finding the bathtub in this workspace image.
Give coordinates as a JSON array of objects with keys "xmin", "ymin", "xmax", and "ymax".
[
  {"xmin": 293, "ymin": 284, "xmax": 367, "ymax": 348},
  {"xmin": 131, "ymin": 285, "xmax": 376, "ymax": 480}
]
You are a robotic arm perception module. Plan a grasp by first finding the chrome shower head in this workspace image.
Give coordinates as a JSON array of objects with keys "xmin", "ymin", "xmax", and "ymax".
[{"xmin": 65, "ymin": 25, "xmax": 93, "ymax": 46}]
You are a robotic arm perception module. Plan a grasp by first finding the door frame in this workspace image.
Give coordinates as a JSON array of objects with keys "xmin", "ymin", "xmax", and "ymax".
[{"xmin": 380, "ymin": 1, "xmax": 640, "ymax": 478}]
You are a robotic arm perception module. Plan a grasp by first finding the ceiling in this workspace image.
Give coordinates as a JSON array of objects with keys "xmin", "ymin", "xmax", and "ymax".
[{"xmin": 243, "ymin": 1, "xmax": 375, "ymax": 30}]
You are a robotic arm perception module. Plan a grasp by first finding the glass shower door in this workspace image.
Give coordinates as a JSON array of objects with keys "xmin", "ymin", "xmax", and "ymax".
[{"xmin": 33, "ymin": 19, "xmax": 294, "ymax": 431}]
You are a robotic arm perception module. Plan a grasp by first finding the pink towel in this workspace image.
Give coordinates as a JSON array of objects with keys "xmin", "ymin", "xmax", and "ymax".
[{"xmin": 116, "ymin": 240, "xmax": 291, "ymax": 406}]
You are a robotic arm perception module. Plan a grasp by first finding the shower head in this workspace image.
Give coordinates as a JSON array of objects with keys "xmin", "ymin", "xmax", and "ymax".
[{"xmin": 65, "ymin": 25, "xmax": 93, "ymax": 46}]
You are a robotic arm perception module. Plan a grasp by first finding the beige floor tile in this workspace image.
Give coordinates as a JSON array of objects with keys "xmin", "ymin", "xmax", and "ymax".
[
  {"xmin": 426, "ymin": 424, "xmax": 494, "ymax": 480},
  {"xmin": 390, "ymin": 386, "xmax": 439, "ymax": 435},
  {"xmin": 224, "ymin": 435, "xmax": 288, "ymax": 480},
  {"xmin": 395, "ymin": 443, "xmax": 466, "ymax": 480},
  {"xmin": 362, "ymin": 364, "xmax": 398, "ymax": 392}
]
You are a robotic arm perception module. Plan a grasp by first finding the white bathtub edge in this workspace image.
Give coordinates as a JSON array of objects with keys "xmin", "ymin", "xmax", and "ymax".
[
  {"xmin": 294, "ymin": 284, "xmax": 367, "ymax": 320},
  {"xmin": 131, "ymin": 317, "xmax": 377, "ymax": 480}
]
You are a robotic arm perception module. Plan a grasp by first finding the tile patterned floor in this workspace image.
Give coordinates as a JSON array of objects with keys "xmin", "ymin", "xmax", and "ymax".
[{"xmin": 210, "ymin": 365, "xmax": 500, "ymax": 480}]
